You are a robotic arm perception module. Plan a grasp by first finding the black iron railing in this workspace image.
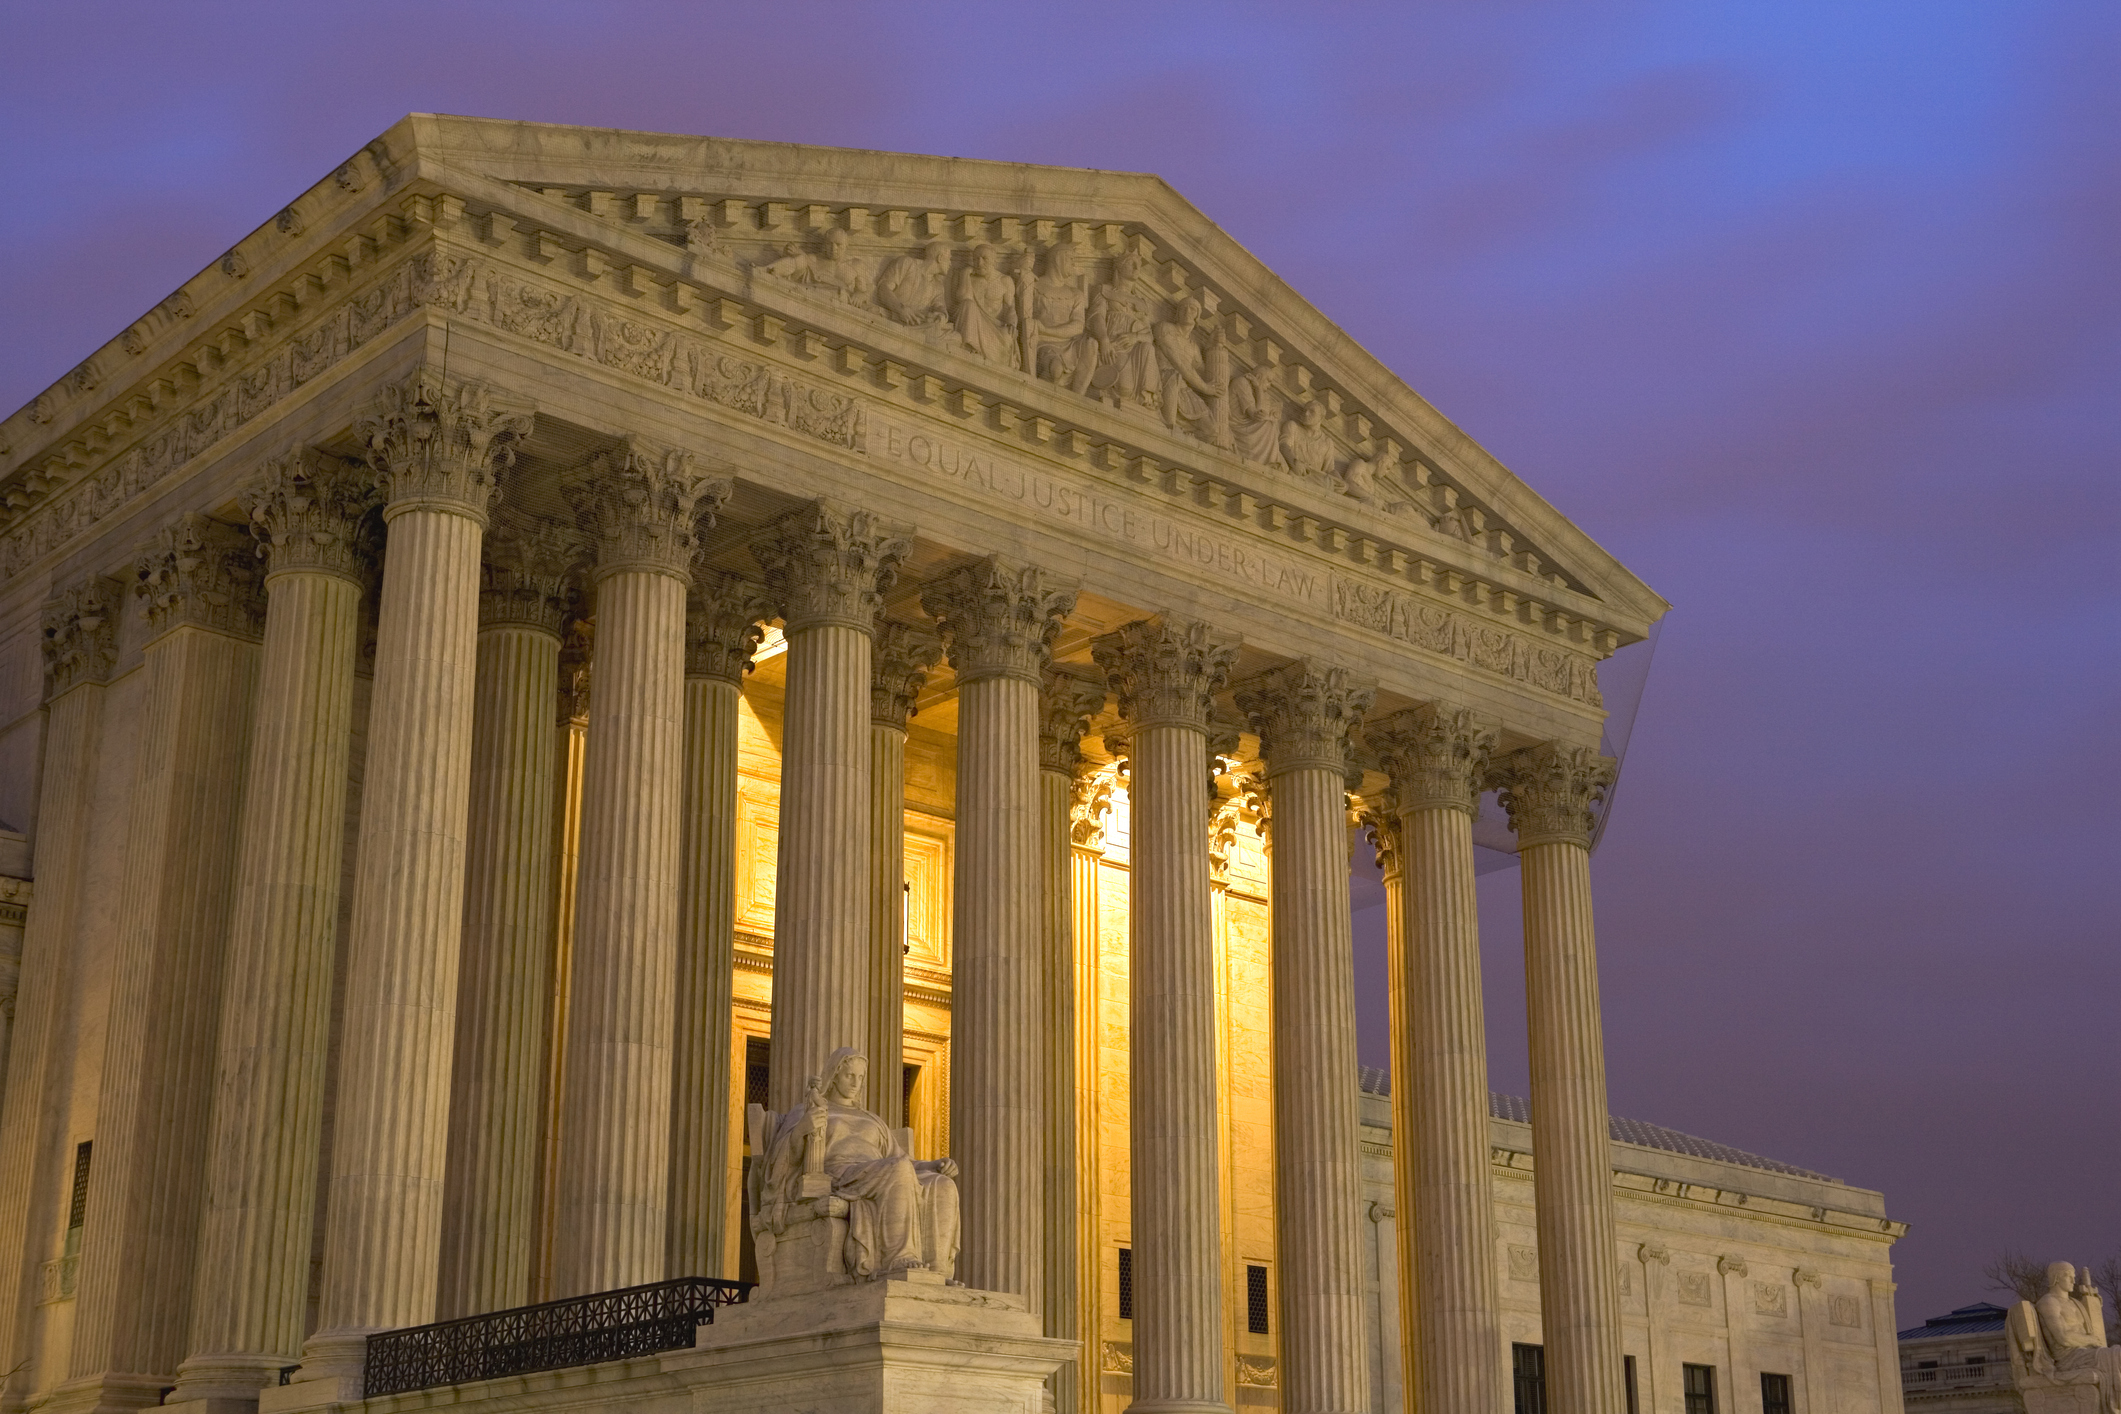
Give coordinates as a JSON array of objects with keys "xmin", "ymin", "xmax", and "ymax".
[{"xmin": 363, "ymin": 1276, "xmax": 753, "ymax": 1398}]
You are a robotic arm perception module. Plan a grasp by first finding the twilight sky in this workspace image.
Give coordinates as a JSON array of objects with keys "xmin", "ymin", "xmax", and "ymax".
[{"xmin": 3, "ymin": 0, "xmax": 2115, "ymax": 1329}]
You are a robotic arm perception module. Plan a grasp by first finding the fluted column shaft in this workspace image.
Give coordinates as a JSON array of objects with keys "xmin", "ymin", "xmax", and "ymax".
[
  {"xmin": 668, "ymin": 570, "xmax": 765, "ymax": 1281},
  {"xmin": 173, "ymin": 468, "xmax": 369, "ymax": 1399},
  {"xmin": 439, "ymin": 607, "xmax": 565, "ymax": 1317},
  {"xmin": 1039, "ymin": 766, "xmax": 1079, "ymax": 1413},
  {"xmin": 308, "ymin": 374, "xmax": 529, "ymax": 1380},
  {"xmin": 1240, "ymin": 661, "xmax": 1374, "ymax": 1414},
  {"xmin": 1354, "ymin": 805, "xmax": 1417, "ymax": 1404},
  {"xmin": 1498, "ymin": 744, "xmax": 1623, "ymax": 1414},
  {"xmin": 0, "ymin": 577, "xmax": 121, "ymax": 1399},
  {"xmin": 1368, "ymin": 704, "xmax": 1504, "ymax": 1413},
  {"xmin": 71, "ymin": 516, "xmax": 263, "ymax": 1393},
  {"xmin": 1092, "ymin": 616, "xmax": 1236, "ymax": 1414},
  {"xmin": 753, "ymin": 502, "xmax": 909, "ymax": 1111},
  {"xmin": 867, "ymin": 722, "xmax": 908, "ymax": 1121}
]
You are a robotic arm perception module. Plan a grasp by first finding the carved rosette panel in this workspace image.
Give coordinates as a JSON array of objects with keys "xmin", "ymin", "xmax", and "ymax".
[
  {"xmin": 1089, "ymin": 615, "xmax": 1238, "ymax": 731},
  {"xmin": 1038, "ymin": 669, "xmax": 1108, "ymax": 775},
  {"xmin": 356, "ymin": 371, "xmax": 533, "ymax": 522},
  {"xmin": 1366, "ymin": 704, "xmax": 1500, "ymax": 818},
  {"xmin": 242, "ymin": 449, "xmax": 379, "ymax": 582},
  {"xmin": 1233, "ymin": 658, "xmax": 1374, "ymax": 777},
  {"xmin": 869, "ymin": 619, "xmax": 943, "ymax": 730},
  {"xmin": 1490, "ymin": 742, "xmax": 1616, "ymax": 849},
  {"xmin": 134, "ymin": 511, "xmax": 266, "ymax": 640},
  {"xmin": 919, "ymin": 555, "xmax": 1078, "ymax": 687},
  {"xmin": 750, "ymin": 500, "xmax": 912, "ymax": 634},
  {"xmin": 685, "ymin": 570, "xmax": 773, "ymax": 683},
  {"xmin": 40, "ymin": 574, "xmax": 126, "ymax": 699},
  {"xmin": 564, "ymin": 440, "xmax": 731, "ymax": 582},
  {"xmin": 479, "ymin": 509, "xmax": 584, "ymax": 633}
]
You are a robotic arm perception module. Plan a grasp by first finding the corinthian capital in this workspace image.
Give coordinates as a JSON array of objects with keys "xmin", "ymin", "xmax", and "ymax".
[
  {"xmin": 1090, "ymin": 615, "xmax": 1239, "ymax": 731},
  {"xmin": 243, "ymin": 449, "xmax": 379, "ymax": 581},
  {"xmin": 480, "ymin": 510, "xmax": 584, "ymax": 634},
  {"xmin": 920, "ymin": 556, "xmax": 1079, "ymax": 686},
  {"xmin": 1039, "ymin": 669, "xmax": 1108, "ymax": 775},
  {"xmin": 751, "ymin": 500, "xmax": 912, "ymax": 634},
  {"xmin": 1366, "ymin": 704, "xmax": 1499, "ymax": 817},
  {"xmin": 135, "ymin": 513, "xmax": 265, "ymax": 641},
  {"xmin": 686, "ymin": 570, "xmax": 773, "ymax": 683},
  {"xmin": 1233, "ymin": 659, "xmax": 1374, "ymax": 776},
  {"xmin": 356, "ymin": 371, "xmax": 533, "ymax": 522},
  {"xmin": 564, "ymin": 440, "xmax": 732, "ymax": 581},
  {"xmin": 1490, "ymin": 742, "xmax": 1616, "ymax": 849},
  {"xmin": 871, "ymin": 620, "xmax": 943, "ymax": 730},
  {"xmin": 1352, "ymin": 794, "xmax": 1403, "ymax": 879},
  {"xmin": 41, "ymin": 573, "xmax": 126, "ymax": 700}
]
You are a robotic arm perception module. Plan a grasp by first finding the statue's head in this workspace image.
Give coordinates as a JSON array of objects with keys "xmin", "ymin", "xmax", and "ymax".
[
  {"xmin": 820, "ymin": 1046, "xmax": 869, "ymax": 1103},
  {"xmin": 1300, "ymin": 401, "xmax": 1326, "ymax": 428},
  {"xmin": 2050, "ymin": 1262, "xmax": 2076, "ymax": 1293},
  {"xmin": 1048, "ymin": 243, "xmax": 1076, "ymax": 278},
  {"xmin": 823, "ymin": 228, "xmax": 851, "ymax": 257},
  {"xmin": 1173, "ymin": 297, "xmax": 1201, "ymax": 328},
  {"xmin": 969, "ymin": 242, "xmax": 997, "ymax": 274}
]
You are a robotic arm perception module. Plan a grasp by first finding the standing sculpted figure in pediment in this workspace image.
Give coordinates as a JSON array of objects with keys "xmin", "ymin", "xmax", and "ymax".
[
  {"xmin": 953, "ymin": 243, "xmax": 1021, "ymax": 368},
  {"xmin": 1086, "ymin": 252, "xmax": 1162, "ymax": 410},
  {"xmin": 1029, "ymin": 243, "xmax": 1098, "ymax": 394}
]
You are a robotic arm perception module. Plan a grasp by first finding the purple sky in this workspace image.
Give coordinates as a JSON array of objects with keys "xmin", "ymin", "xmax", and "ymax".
[{"xmin": 4, "ymin": 1, "xmax": 2115, "ymax": 1329}]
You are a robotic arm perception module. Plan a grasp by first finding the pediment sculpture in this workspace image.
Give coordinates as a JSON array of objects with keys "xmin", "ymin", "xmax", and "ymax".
[
  {"xmin": 744, "ymin": 1046, "xmax": 960, "ymax": 1299},
  {"xmin": 2009, "ymin": 1261, "xmax": 2121, "ymax": 1414}
]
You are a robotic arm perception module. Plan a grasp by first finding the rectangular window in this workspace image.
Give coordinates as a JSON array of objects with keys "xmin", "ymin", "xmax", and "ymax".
[
  {"xmin": 1512, "ymin": 1342, "xmax": 1546, "ymax": 1414},
  {"xmin": 1118, "ymin": 1247, "xmax": 1133, "ymax": 1321},
  {"xmin": 1683, "ymin": 1363, "xmax": 1717, "ymax": 1414},
  {"xmin": 66, "ymin": 1142, "xmax": 92, "ymax": 1235},
  {"xmin": 902, "ymin": 1062, "xmax": 920, "ymax": 1121},
  {"xmin": 744, "ymin": 1036, "xmax": 771, "ymax": 1110},
  {"xmin": 1245, "ymin": 1264, "xmax": 1270, "ymax": 1334},
  {"xmin": 1625, "ymin": 1355, "xmax": 1639, "ymax": 1414},
  {"xmin": 1761, "ymin": 1372, "xmax": 1792, "ymax": 1414}
]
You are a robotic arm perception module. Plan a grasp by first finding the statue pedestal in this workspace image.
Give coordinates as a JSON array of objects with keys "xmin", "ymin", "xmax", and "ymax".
[{"xmin": 689, "ymin": 1270, "xmax": 1072, "ymax": 1411}]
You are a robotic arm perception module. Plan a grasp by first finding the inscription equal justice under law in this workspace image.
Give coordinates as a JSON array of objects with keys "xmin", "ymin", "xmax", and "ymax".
[{"xmin": 869, "ymin": 413, "xmax": 1327, "ymax": 609}]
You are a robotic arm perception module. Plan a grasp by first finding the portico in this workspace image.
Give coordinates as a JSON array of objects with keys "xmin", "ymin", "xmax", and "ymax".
[{"xmin": 0, "ymin": 116, "xmax": 1670, "ymax": 1414}]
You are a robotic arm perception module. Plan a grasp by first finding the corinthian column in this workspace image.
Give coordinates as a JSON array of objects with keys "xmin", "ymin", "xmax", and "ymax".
[
  {"xmin": 1090, "ymin": 615, "xmax": 1239, "ymax": 1414},
  {"xmin": 172, "ymin": 454, "xmax": 373, "ymax": 1404},
  {"xmin": 922, "ymin": 559, "xmax": 1077, "ymax": 1304},
  {"xmin": 68, "ymin": 515, "xmax": 265, "ymax": 1402},
  {"xmin": 749, "ymin": 502, "xmax": 910, "ymax": 1112},
  {"xmin": 866, "ymin": 620, "xmax": 941, "ymax": 1124},
  {"xmin": 0, "ymin": 576, "xmax": 122, "ymax": 1403},
  {"xmin": 1493, "ymin": 742, "xmax": 1623, "ymax": 1414},
  {"xmin": 305, "ymin": 375, "xmax": 530, "ymax": 1387},
  {"xmin": 1037, "ymin": 671, "xmax": 1107, "ymax": 1414},
  {"xmin": 1348, "ymin": 796, "xmax": 1414, "ymax": 1401},
  {"xmin": 667, "ymin": 569, "xmax": 771, "ymax": 1280},
  {"xmin": 555, "ymin": 443, "xmax": 728, "ymax": 1297},
  {"xmin": 438, "ymin": 512, "xmax": 580, "ymax": 1318},
  {"xmin": 1235, "ymin": 661, "xmax": 1376, "ymax": 1414},
  {"xmin": 1365, "ymin": 704, "xmax": 1503, "ymax": 1414}
]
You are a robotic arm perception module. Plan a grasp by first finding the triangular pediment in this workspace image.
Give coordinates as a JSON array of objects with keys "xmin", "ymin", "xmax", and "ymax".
[{"xmin": 0, "ymin": 114, "xmax": 1665, "ymax": 644}]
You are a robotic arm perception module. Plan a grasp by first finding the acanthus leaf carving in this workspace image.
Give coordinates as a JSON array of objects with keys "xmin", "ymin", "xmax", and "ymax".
[
  {"xmin": 357, "ymin": 370, "xmax": 532, "ymax": 521},
  {"xmin": 751, "ymin": 500, "xmax": 911, "ymax": 636},
  {"xmin": 1090, "ymin": 614, "xmax": 1238, "ymax": 732},
  {"xmin": 562, "ymin": 438, "xmax": 729, "ymax": 581},
  {"xmin": 40, "ymin": 573, "xmax": 126, "ymax": 699},
  {"xmin": 919, "ymin": 555, "xmax": 1078, "ymax": 687},
  {"xmin": 479, "ymin": 508, "xmax": 584, "ymax": 634},
  {"xmin": 686, "ymin": 570, "xmax": 773, "ymax": 685},
  {"xmin": 1038, "ymin": 668, "xmax": 1108, "ymax": 777},
  {"xmin": 135, "ymin": 511, "xmax": 265, "ymax": 640},
  {"xmin": 870, "ymin": 619, "xmax": 943, "ymax": 730},
  {"xmin": 243, "ymin": 448, "xmax": 379, "ymax": 582},
  {"xmin": 1365, "ymin": 704, "xmax": 1499, "ymax": 818},
  {"xmin": 1490, "ymin": 742, "xmax": 1616, "ymax": 850},
  {"xmin": 1233, "ymin": 658, "xmax": 1375, "ymax": 777}
]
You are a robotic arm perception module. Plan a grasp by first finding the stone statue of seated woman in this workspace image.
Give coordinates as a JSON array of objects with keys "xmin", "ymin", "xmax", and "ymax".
[{"xmin": 745, "ymin": 1045, "xmax": 959, "ymax": 1299}]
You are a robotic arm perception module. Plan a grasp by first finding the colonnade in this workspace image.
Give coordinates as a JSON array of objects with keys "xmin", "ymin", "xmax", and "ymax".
[{"xmin": 1, "ymin": 367, "xmax": 1629, "ymax": 1414}]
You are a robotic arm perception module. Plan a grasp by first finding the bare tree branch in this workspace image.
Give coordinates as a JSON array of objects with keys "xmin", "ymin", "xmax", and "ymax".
[{"xmin": 1983, "ymin": 1249, "xmax": 2048, "ymax": 1303}]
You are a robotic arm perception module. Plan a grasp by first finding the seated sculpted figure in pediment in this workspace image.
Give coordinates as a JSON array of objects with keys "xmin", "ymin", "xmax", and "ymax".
[
  {"xmin": 2009, "ymin": 1262, "xmax": 2121, "ymax": 1414},
  {"xmin": 746, "ymin": 1046, "xmax": 960, "ymax": 1298}
]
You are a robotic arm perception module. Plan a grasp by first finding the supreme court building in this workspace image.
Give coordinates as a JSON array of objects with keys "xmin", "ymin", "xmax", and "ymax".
[{"xmin": 0, "ymin": 117, "xmax": 1907, "ymax": 1414}]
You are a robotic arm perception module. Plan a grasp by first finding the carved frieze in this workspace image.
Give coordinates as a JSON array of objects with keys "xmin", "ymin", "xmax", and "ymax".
[
  {"xmin": 1038, "ymin": 669, "xmax": 1107, "ymax": 776},
  {"xmin": 357, "ymin": 371, "xmax": 532, "ymax": 521},
  {"xmin": 1366, "ymin": 704, "xmax": 1499, "ymax": 817},
  {"xmin": 244, "ymin": 449, "xmax": 378, "ymax": 582},
  {"xmin": 41, "ymin": 574, "xmax": 125, "ymax": 699},
  {"xmin": 562, "ymin": 439, "xmax": 729, "ymax": 581},
  {"xmin": 870, "ymin": 620, "xmax": 942, "ymax": 731},
  {"xmin": 1491, "ymin": 743, "xmax": 1616, "ymax": 850},
  {"xmin": 135, "ymin": 511, "xmax": 265, "ymax": 640},
  {"xmin": 751, "ymin": 501, "xmax": 911, "ymax": 635},
  {"xmin": 1233, "ymin": 659, "xmax": 1374, "ymax": 776},
  {"xmin": 479, "ymin": 509, "xmax": 583, "ymax": 633},
  {"xmin": 919, "ymin": 555, "xmax": 1078, "ymax": 687},
  {"xmin": 1334, "ymin": 576, "xmax": 1601, "ymax": 707},
  {"xmin": 686, "ymin": 570, "xmax": 772, "ymax": 684},
  {"xmin": 1091, "ymin": 615, "xmax": 1238, "ymax": 731}
]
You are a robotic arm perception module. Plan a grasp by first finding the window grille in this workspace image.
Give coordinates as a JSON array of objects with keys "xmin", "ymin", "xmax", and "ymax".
[
  {"xmin": 1245, "ymin": 1264, "xmax": 1270, "ymax": 1335},
  {"xmin": 743, "ymin": 1037, "xmax": 771, "ymax": 1109},
  {"xmin": 902, "ymin": 1063, "xmax": 919, "ymax": 1120},
  {"xmin": 1118, "ymin": 1247, "xmax": 1133, "ymax": 1321},
  {"xmin": 1683, "ymin": 1363, "xmax": 1718, "ymax": 1414},
  {"xmin": 1625, "ymin": 1354, "xmax": 1639, "ymax": 1414},
  {"xmin": 1761, "ymin": 1372, "xmax": 1792, "ymax": 1414},
  {"xmin": 1512, "ymin": 1342, "xmax": 1546, "ymax": 1414},
  {"xmin": 66, "ymin": 1142, "xmax": 92, "ymax": 1232}
]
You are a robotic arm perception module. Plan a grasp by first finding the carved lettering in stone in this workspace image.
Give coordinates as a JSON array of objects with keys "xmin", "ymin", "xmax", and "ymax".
[
  {"xmin": 920, "ymin": 555, "xmax": 1078, "ymax": 687},
  {"xmin": 870, "ymin": 620, "xmax": 942, "ymax": 731},
  {"xmin": 1828, "ymin": 1293, "xmax": 1863, "ymax": 1328},
  {"xmin": 1330, "ymin": 577, "xmax": 1603, "ymax": 707},
  {"xmin": 1754, "ymin": 1280, "xmax": 1789, "ymax": 1316},
  {"xmin": 1508, "ymin": 1244, "xmax": 1539, "ymax": 1281},
  {"xmin": 479, "ymin": 509, "xmax": 584, "ymax": 633},
  {"xmin": 358, "ymin": 371, "xmax": 532, "ymax": 521},
  {"xmin": 563, "ymin": 439, "xmax": 729, "ymax": 581},
  {"xmin": 1677, "ymin": 1270, "xmax": 1714, "ymax": 1307},
  {"xmin": 1092, "ymin": 615, "xmax": 1238, "ymax": 732},
  {"xmin": 1235, "ymin": 659, "xmax": 1374, "ymax": 776},
  {"xmin": 686, "ymin": 571, "xmax": 773, "ymax": 684},
  {"xmin": 243, "ymin": 449, "xmax": 378, "ymax": 582},
  {"xmin": 135, "ymin": 511, "xmax": 265, "ymax": 640},
  {"xmin": 1366, "ymin": 704, "xmax": 1498, "ymax": 817},
  {"xmin": 1492, "ymin": 742, "xmax": 1616, "ymax": 850},
  {"xmin": 751, "ymin": 500, "xmax": 912, "ymax": 635},
  {"xmin": 1039, "ymin": 669, "xmax": 1108, "ymax": 776},
  {"xmin": 41, "ymin": 574, "xmax": 125, "ymax": 699}
]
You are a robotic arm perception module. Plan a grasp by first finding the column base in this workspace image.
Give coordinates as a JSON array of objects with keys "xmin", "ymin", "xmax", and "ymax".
[
  {"xmin": 257, "ymin": 1332, "xmax": 370, "ymax": 1413},
  {"xmin": 167, "ymin": 1353, "xmax": 292, "ymax": 1413},
  {"xmin": 1123, "ymin": 1402, "xmax": 1236, "ymax": 1414},
  {"xmin": 38, "ymin": 1374, "xmax": 172, "ymax": 1414}
]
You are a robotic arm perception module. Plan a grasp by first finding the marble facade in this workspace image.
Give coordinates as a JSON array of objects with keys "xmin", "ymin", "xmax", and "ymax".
[{"xmin": 0, "ymin": 115, "xmax": 1895, "ymax": 1414}]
